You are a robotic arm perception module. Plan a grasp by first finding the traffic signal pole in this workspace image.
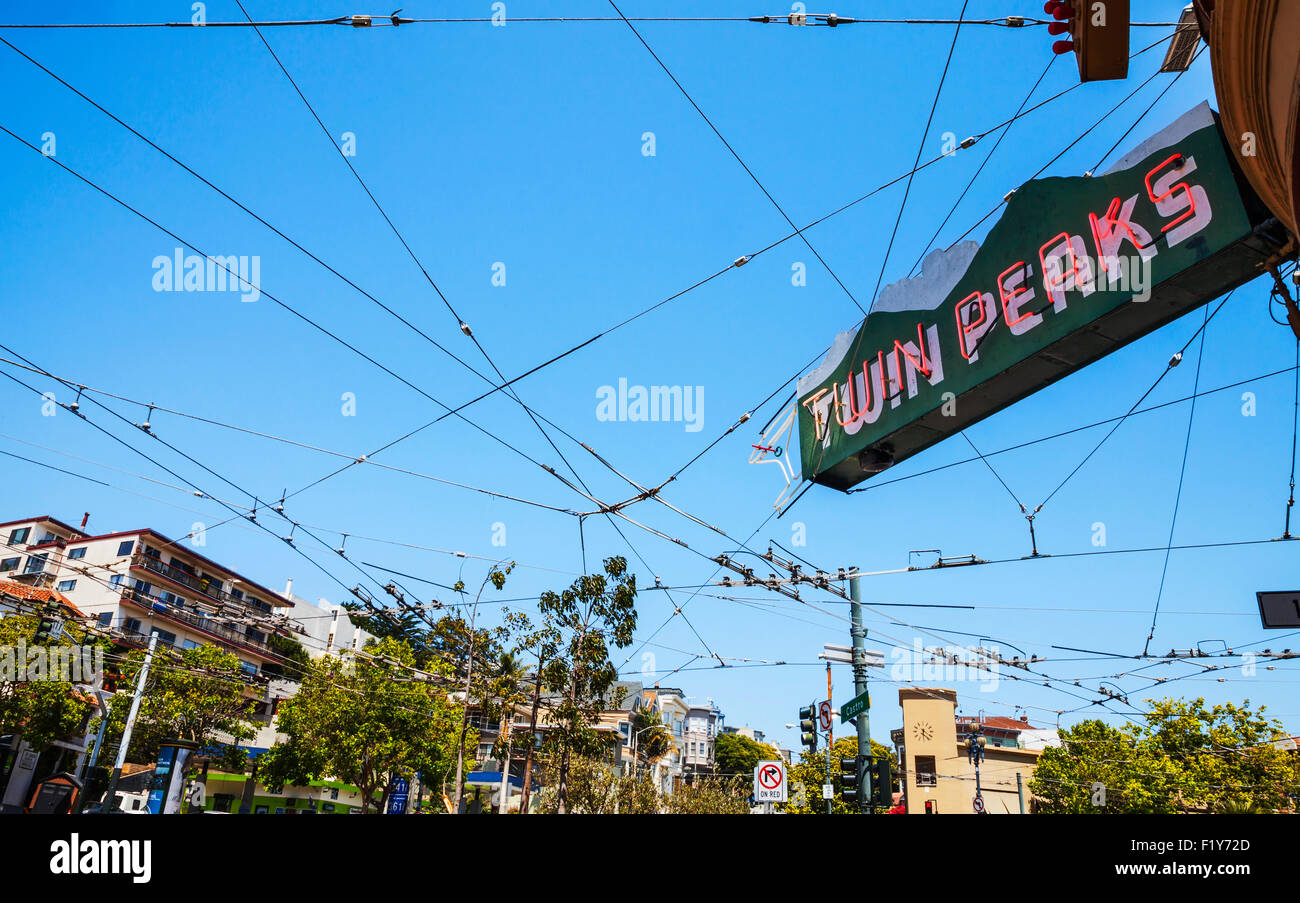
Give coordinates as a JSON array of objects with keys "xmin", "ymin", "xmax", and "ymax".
[{"xmin": 849, "ymin": 573, "xmax": 872, "ymax": 813}]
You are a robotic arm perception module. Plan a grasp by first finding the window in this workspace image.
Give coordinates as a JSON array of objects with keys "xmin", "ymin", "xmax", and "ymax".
[
  {"xmin": 239, "ymin": 661, "xmax": 258, "ymax": 677},
  {"xmin": 37, "ymin": 533, "xmax": 56, "ymax": 544},
  {"xmin": 254, "ymin": 805, "xmax": 269, "ymax": 815},
  {"xmin": 96, "ymin": 612, "xmax": 112, "ymax": 627},
  {"xmin": 109, "ymin": 575, "xmax": 124, "ymax": 588},
  {"xmin": 330, "ymin": 788, "xmax": 339, "ymax": 800},
  {"xmin": 143, "ymin": 546, "xmax": 161, "ymax": 560},
  {"xmin": 116, "ymin": 541, "xmax": 134, "ymax": 556},
  {"xmin": 246, "ymin": 628, "xmax": 265, "ymax": 644},
  {"xmin": 123, "ymin": 618, "xmax": 142, "ymax": 634},
  {"xmin": 322, "ymin": 803, "xmax": 335, "ymax": 813},
  {"xmin": 0, "ymin": 557, "xmax": 18, "ymax": 571},
  {"xmin": 228, "ymin": 588, "xmax": 244, "ymax": 600},
  {"xmin": 23, "ymin": 554, "xmax": 48, "ymax": 574},
  {"xmin": 153, "ymin": 630, "xmax": 176, "ymax": 646},
  {"xmin": 56, "ymin": 580, "xmax": 77, "ymax": 592},
  {"xmin": 8, "ymin": 527, "xmax": 30, "ymax": 545},
  {"xmin": 181, "ymin": 639, "xmax": 199, "ymax": 650},
  {"xmin": 169, "ymin": 558, "xmax": 196, "ymax": 576},
  {"xmin": 68, "ymin": 547, "xmax": 86, "ymax": 560},
  {"xmin": 915, "ymin": 755, "xmax": 937, "ymax": 787}
]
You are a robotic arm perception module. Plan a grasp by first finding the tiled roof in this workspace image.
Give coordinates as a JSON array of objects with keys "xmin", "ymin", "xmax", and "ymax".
[{"xmin": 0, "ymin": 580, "xmax": 85, "ymax": 617}]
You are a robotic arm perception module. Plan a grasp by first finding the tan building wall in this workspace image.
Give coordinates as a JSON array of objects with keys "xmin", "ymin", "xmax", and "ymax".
[{"xmin": 896, "ymin": 688, "xmax": 1041, "ymax": 814}]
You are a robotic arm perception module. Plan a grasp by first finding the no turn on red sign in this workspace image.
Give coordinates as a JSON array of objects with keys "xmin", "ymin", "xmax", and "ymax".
[{"xmin": 754, "ymin": 760, "xmax": 788, "ymax": 803}]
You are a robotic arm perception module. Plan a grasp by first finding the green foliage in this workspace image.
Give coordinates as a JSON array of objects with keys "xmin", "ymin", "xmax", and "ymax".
[
  {"xmin": 532, "ymin": 756, "xmax": 750, "ymax": 814},
  {"xmin": 1029, "ymin": 697, "xmax": 1300, "ymax": 814},
  {"xmin": 663, "ymin": 775, "xmax": 751, "ymax": 814},
  {"xmin": 103, "ymin": 642, "xmax": 257, "ymax": 764},
  {"xmin": 714, "ymin": 732, "xmax": 781, "ymax": 778},
  {"xmin": 262, "ymin": 633, "xmax": 311, "ymax": 682},
  {"xmin": 534, "ymin": 755, "xmax": 660, "ymax": 814},
  {"xmin": 631, "ymin": 708, "xmax": 672, "ymax": 764},
  {"xmin": 0, "ymin": 613, "xmax": 103, "ymax": 752},
  {"xmin": 782, "ymin": 736, "xmax": 896, "ymax": 814},
  {"xmin": 536, "ymin": 556, "xmax": 638, "ymax": 811},
  {"xmin": 258, "ymin": 637, "xmax": 466, "ymax": 811}
]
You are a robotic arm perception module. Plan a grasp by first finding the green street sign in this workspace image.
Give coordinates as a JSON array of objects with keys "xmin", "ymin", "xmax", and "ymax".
[{"xmin": 840, "ymin": 690, "xmax": 870, "ymax": 724}]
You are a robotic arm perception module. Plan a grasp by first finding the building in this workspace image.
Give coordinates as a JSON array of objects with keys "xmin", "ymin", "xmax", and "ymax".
[
  {"xmin": 889, "ymin": 688, "xmax": 1058, "ymax": 815},
  {"xmin": 681, "ymin": 697, "xmax": 725, "ymax": 778},
  {"xmin": 1, "ymin": 515, "xmax": 304, "ymax": 679},
  {"xmin": 0, "ymin": 580, "xmax": 101, "ymax": 812},
  {"xmin": 721, "ymin": 724, "xmax": 767, "ymax": 744}
]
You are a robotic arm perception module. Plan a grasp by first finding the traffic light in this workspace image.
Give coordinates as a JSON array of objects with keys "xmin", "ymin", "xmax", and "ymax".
[
  {"xmin": 798, "ymin": 703, "xmax": 818, "ymax": 752},
  {"xmin": 924, "ymin": 799, "xmax": 935, "ymax": 814},
  {"xmin": 1044, "ymin": 0, "xmax": 1129, "ymax": 83},
  {"xmin": 838, "ymin": 757, "xmax": 860, "ymax": 806},
  {"xmin": 870, "ymin": 756, "xmax": 893, "ymax": 809}
]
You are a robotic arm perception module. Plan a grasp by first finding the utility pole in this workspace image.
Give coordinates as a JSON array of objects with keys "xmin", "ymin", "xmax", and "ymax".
[
  {"xmin": 102, "ymin": 632, "xmax": 157, "ymax": 813},
  {"xmin": 849, "ymin": 572, "xmax": 872, "ymax": 813}
]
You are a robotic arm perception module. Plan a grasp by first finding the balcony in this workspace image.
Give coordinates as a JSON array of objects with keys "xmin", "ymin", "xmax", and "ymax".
[
  {"xmin": 120, "ymin": 589, "xmax": 275, "ymax": 656},
  {"xmin": 131, "ymin": 552, "xmax": 228, "ymax": 602}
]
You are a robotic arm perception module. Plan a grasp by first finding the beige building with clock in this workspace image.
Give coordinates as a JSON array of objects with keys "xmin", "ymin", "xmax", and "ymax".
[{"xmin": 890, "ymin": 688, "xmax": 1059, "ymax": 815}]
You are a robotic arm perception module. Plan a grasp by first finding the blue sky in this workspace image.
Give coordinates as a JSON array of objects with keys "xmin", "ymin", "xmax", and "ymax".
[{"xmin": 1, "ymin": 1, "xmax": 1297, "ymax": 753}]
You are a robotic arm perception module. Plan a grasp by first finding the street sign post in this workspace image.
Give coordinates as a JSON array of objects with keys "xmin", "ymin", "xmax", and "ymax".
[
  {"xmin": 754, "ymin": 760, "xmax": 787, "ymax": 803},
  {"xmin": 840, "ymin": 689, "xmax": 870, "ymax": 724},
  {"xmin": 821, "ymin": 784, "xmax": 834, "ymax": 800},
  {"xmin": 822, "ymin": 644, "xmax": 884, "ymax": 667},
  {"xmin": 1256, "ymin": 591, "xmax": 1300, "ymax": 628},
  {"xmin": 972, "ymin": 794, "xmax": 985, "ymax": 814}
]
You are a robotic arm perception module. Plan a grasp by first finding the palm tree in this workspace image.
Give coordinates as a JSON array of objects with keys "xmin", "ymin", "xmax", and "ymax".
[
  {"xmin": 630, "ymin": 709, "xmax": 672, "ymax": 779},
  {"xmin": 489, "ymin": 652, "xmax": 530, "ymax": 813}
]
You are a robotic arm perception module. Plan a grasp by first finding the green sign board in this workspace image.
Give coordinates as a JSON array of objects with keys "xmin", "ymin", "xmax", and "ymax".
[
  {"xmin": 797, "ymin": 103, "xmax": 1274, "ymax": 490},
  {"xmin": 840, "ymin": 689, "xmax": 870, "ymax": 724}
]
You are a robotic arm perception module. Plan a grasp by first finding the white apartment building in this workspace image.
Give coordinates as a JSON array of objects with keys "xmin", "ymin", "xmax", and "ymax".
[
  {"xmin": 682, "ymin": 698, "xmax": 725, "ymax": 777},
  {"xmin": 0, "ymin": 514, "xmax": 301, "ymax": 679}
]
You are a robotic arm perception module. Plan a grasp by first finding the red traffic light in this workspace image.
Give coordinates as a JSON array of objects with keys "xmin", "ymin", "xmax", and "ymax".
[
  {"xmin": 1053, "ymin": 40, "xmax": 1076, "ymax": 54},
  {"xmin": 1048, "ymin": 21, "xmax": 1070, "ymax": 35}
]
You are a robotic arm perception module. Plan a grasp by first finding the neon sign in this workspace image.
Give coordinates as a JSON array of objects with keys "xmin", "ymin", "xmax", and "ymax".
[{"xmin": 797, "ymin": 103, "xmax": 1274, "ymax": 491}]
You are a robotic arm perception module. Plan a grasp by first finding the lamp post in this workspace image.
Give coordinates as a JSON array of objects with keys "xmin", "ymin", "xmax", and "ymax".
[{"xmin": 629, "ymin": 722, "xmax": 665, "ymax": 782}]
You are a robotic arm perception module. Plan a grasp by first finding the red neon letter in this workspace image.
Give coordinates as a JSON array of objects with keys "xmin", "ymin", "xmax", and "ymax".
[
  {"xmin": 1145, "ymin": 153, "xmax": 1196, "ymax": 234},
  {"xmin": 998, "ymin": 262, "xmax": 1034, "ymax": 327},
  {"xmin": 954, "ymin": 291, "xmax": 984, "ymax": 360},
  {"xmin": 892, "ymin": 322, "xmax": 933, "ymax": 379}
]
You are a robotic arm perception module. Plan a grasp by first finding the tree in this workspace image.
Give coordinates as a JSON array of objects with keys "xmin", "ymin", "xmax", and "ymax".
[
  {"xmin": 630, "ymin": 708, "xmax": 671, "ymax": 774},
  {"xmin": 782, "ymin": 736, "xmax": 896, "ymax": 814},
  {"xmin": 714, "ymin": 732, "xmax": 780, "ymax": 778},
  {"xmin": 502, "ymin": 608, "xmax": 561, "ymax": 813},
  {"xmin": 262, "ymin": 632, "xmax": 311, "ymax": 682},
  {"xmin": 104, "ymin": 642, "xmax": 258, "ymax": 764},
  {"xmin": 537, "ymin": 556, "xmax": 638, "ymax": 813},
  {"xmin": 258, "ymin": 637, "xmax": 466, "ymax": 812},
  {"xmin": 0, "ymin": 612, "xmax": 102, "ymax": 755},
  {"xmin": 534, "ymin": 755, "xmax": 660, "ymax": 814},
  {"xmin": 662, "ymin": 774, "xmax": 751, "ymax": 814},
  {"xmin": 1030, "ymin": 697, "xmax": 1300, "ymax": 813}
]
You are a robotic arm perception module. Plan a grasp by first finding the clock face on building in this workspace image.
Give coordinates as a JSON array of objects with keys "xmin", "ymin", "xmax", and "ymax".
[{"xmin": 912, "ymin": 721, "xmax": 934, "ymax": 742}]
